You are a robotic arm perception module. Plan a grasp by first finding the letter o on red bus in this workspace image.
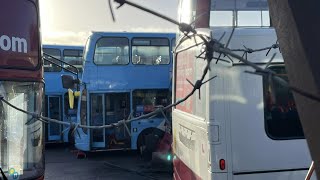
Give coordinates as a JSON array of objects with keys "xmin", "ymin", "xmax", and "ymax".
[{"xmin": 0, "ymin": 35, "xmax": 11, "ymax": 51}]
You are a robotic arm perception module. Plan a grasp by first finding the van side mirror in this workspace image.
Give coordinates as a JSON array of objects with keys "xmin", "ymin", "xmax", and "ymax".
[{"xmin": 61, "ymin": 75, "xmax": 79, "ymax": 89}]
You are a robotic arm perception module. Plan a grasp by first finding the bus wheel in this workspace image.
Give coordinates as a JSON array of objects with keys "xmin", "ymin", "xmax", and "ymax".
[
  {"xmin": 138, "ymin": 142, "xmax": 147, "ymax": 159},
  {"xmin": 76, "ymin": 151, "xmax": 87, "ymax": 159},
  {"xmin": 137, "ymin": 128, "xmax": 164, "ymax": 161}
]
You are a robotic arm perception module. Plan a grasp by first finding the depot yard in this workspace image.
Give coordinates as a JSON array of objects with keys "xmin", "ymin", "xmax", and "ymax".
[{"xmin": 44, "ymin": 144, "xmax": 172, "ymax": 180}]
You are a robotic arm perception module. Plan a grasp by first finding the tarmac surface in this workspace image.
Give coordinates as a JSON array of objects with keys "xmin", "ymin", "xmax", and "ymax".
[{"xmin": 44, "ymin": 144, "xmax": 172, "ymax": 180}]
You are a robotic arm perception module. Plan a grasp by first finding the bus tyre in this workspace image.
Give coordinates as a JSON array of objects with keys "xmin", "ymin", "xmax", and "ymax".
[
  {"xmin": 68, "ymin": 128, "xmax": 76, "ymax": 151},
  {"xmin": 139, "ymin": 143, "xmax": 148, "ymax": 160},
  {"xmin": 138, "ymin": 135, "xmax": 151, "ymax": 160},
  {"xmin": 77, "ymin": 151, "xmax": 86, "ymax": 159},
  {"xmin": 137, "ymin": 128, "xmax": 164, "ymax": 161}
]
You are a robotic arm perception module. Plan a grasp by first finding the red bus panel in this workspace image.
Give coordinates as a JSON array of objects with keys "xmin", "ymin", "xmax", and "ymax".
[{"xmin": 0, "ymin": 0, "xmax": 42, "ymax": 81}]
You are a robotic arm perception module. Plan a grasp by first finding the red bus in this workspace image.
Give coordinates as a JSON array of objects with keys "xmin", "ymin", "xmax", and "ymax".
[{"xmin": 0, "ymin": 0, "xmax": 44, "ymax": 179}]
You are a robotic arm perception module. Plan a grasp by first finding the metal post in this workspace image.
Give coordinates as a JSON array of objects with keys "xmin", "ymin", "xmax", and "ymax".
[{"xmin": 268, "ymin": 0, "xmax": 320, "ymax": 178}]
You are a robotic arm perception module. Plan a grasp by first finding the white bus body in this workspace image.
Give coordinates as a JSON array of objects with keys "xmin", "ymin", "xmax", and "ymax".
[{"xmin": 172, "ymin": 27, "xmax": 315, "ymax": 180}]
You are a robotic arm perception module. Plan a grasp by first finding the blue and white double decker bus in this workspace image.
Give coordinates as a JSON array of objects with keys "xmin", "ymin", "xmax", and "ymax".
[
  {"xmin": 69, "ymin": 32, "xmax": 175, "ymax": 154},
  {"xmin": 43, "ymin": 45, "xmax": 83, "ymax": 143}
]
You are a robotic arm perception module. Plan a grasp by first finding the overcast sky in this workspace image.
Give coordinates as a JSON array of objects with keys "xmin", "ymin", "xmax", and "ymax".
[{"xmin": 39, "ymin": 0, "xmax": 179, "ymax": 46}]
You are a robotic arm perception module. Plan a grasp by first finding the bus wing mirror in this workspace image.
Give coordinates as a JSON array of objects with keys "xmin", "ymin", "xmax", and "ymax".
[{"xmin": 61, "ymin": 75, "xmax": 78, "ymax": 89}]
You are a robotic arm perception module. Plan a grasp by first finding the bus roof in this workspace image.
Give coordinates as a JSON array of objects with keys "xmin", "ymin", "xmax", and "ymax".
[
  {"xmin": 90, "ymin": 31, "xmax": 176, "ymax": 39},
  {"xmin": 43, "ymin": 44, "xmax": 84, "ymax": 50}
]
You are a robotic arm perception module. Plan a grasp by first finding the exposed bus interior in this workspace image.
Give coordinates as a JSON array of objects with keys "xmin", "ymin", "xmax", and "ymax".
[
  {"xmin": 91, "ymin": 93, "xmax": 131, "ymax": 150},
  {"xmin": 89, "ymin": 89, "xmax": 171, "ymax": 150},
  {"xmin": 263, "ymin": 66, "xmax": 304, "ymax": 139},
  {"xmin": 133, "ymin": 89, "xmax": 170, "ymax": 118}
]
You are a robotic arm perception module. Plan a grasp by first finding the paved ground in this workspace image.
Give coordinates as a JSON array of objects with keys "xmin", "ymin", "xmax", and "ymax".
[{"xmin": 44, "ymin": 144, "xmax": 173, "ymax": 180}]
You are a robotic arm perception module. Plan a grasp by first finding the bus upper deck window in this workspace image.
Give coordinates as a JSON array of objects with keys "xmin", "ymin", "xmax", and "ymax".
[
  {"xmin": 43, "ymin": 48, "xmax": 62, "ymax": 72},
  {"xmin": 210, "ymin": 11, "xmax": 234, "ymax": 27},
  {"xmin": 63, "ymin": 49, "xmax": 83, "ymax": 72},
  {"xmin": 210, "ymin": 0, "xmax": 270, "ymax": 27},
  {"xmin": 94, "ymin": 37, "xmax": 129, "ymax": 65},
  {"xmin": 237, "ymin": 11, "xmax": 262, "ymax": 26},
  {"xmin": 132, "ymin": 38, "xmax": 170, "ymax": 65},
  {"xmin": 262, "ymin": 11, "xmax": 270, "ymax": 26}
]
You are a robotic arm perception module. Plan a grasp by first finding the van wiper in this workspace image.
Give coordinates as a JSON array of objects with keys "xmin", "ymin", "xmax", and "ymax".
[{"xmin": 0, "ymin": 167, "xmax": 8, "ymax": 180}]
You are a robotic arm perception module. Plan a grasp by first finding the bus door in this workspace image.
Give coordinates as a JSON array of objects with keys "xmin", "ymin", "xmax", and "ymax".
[
  {"xmin": 91, "ymin": 94, "xmax": 105, "ymax": 148},
  {"xmin": 47, "ymin": 96, "xmax": 62, "ymax": 141},
  {"xmin": 105, "ymin": 93, "xmax": 130, "ymax": 149}
]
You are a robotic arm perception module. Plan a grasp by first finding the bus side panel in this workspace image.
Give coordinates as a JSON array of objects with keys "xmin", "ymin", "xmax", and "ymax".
[
  {"xmin": 228, "ymin": 66, "xmax": 312, "ymax": 175},
  {"xmin": 172, "ymin": 111, "xmax": 209, "ymax": 179},
  {"xmin": 210, "ymin": 173, "xmax": 228, "ymax": 180},
  {"xmin": 233, "ymin": 171, "xmax": 316, "ymax": 180},
  {"xmin": 211, "ymin": 28, "xmax": 284, "ymax": 64},
  {"xmin": 210, "ymin": 63, "xmax": 314, "ymax": 180},
  {"xmin": 208, "ymin": 63, "xmax": 229, "ymax": 174},
  {"xmin": 130, "ymin": 118, "xmax": 165, "ymax": 149},
  {"xmin": 173, "ymin": 33, "xmax": 211, "ymax": 179},
  {"xmin": 209, "ymin": 28, "xmax": 313, "ymax": 177},
  {"xmin": 44, "ymin": 73, "xmax": 65, "ymax": 93}
]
